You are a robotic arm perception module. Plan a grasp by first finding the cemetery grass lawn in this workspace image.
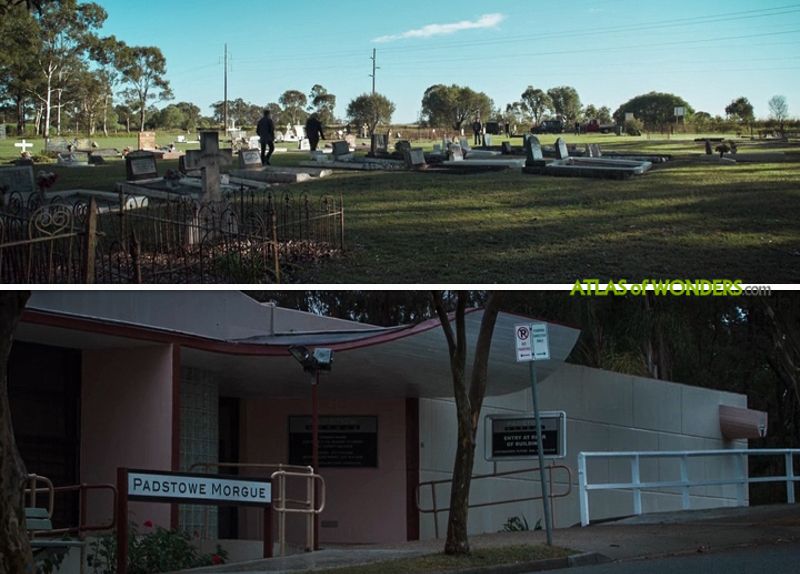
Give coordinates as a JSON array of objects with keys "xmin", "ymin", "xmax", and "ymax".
[
  {"xmin": 294, "ymin": 160, "xmax": 800, "ymax": 283},
  {"xmin": 3, "ymin": 137, "xmax": 798, "ymax": 283},
  {"xmin": 315, "ymin": 544, "xmax": 572, "ymax": 574}
]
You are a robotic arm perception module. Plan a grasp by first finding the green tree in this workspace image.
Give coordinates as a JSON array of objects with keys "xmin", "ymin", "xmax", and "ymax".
[
  {"xmin": 613, "ymin": 92, "xmax": 694, "ymax": 132},
  {"xmin": 308, "ymin": 84, "xmax": 336, "ymax": 126},
  {"xmin": 347, "ymin": 92, "xmax": 395, "ymax": 149},
  {"xmin": 421, "ymin": 84, "xmax": 493, "ymax": 131},
  {"xmin": 31, "ymin": 0, "xmax": 107, "ymax": 138},
  {"xmin": 547, "ymin": 86, "xmax": 581, "ymax": 123},
  {"xmin": 768, "ymin": 95, "xmax": 788, "ymax": 135},
  {"xmin": 279, "ymin": 89, "xmax": 308, "ymax": 126},
  {"xmin": 725, "ymin": 96, "xmax": 755, "ymax": 135},
  {"xmin": 155, "ymin": 103, "xmax": 187, "ymax": 130},
  {"xmin": 73, "ymin": 64, "xmax": 108, "ymax": 135},
  {"xmin": 520, "ymin": 86, "xmax": 552, "ymax": 125},
  {"xmin": 116, "ymin": 44, "xmax": 173, "ymax": 132},
  {"xmin": 0, "ymin": 4, "xmax": 39, "ymax": 132},
  {"xmin": 175, "ymin": 101, "xmax": 200, "ymax": 131}
]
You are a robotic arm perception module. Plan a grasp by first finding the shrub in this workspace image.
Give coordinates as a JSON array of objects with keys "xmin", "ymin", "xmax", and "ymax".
[
  {"xmin": 624, "ymin": 118, "xmax": 644, "ymax": 136},
  {"xmin": 87, "ymin": 522, "xmax": 227, "ymax": 574}
]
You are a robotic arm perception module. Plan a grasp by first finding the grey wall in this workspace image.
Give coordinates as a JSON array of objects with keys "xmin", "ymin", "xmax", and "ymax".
[{"xmin": 419, "ymin": 364, "xmax": 748, "ymax": 538}]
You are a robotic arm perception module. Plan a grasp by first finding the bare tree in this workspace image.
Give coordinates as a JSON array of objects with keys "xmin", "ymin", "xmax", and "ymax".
[
  {"xmin": 0, "ymin": 291, "xmax": 32, "ymax": 574},
  {"xmin": 768, "ymin": 95, "xmax": 789, "ymax": 136},
  {"xmin": 432, "ymin": 291, "xmax": 503, "ymax": 555}
]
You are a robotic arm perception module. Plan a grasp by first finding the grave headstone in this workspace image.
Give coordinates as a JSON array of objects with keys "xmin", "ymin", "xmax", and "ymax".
[
  {"xmin": 248, "ymin": 136, "xmax": 261, "ymax": 150},
  {"xmin": 371, "ymin": 133, "xmax": 388, "ymax": 153},
  {"xmin": 45, "ymin": 138, "xmax": 70, "ymax": 154},
  {"xmin": 501, "ymin": 142, "xmax": 513, "ymax": 155},
  {"xmin": 459, "ymin": 137, "xmax": 471, "ymax": 152},
  {"xmin": 448, "ymin": 144, "xmax": 464, "ymax": 162},
  {"xmin": 75, "ymin": 138, "xmax": 92, "ymax": 150},
  {"xmin": 555, "ymin": 138, "xmax": 569, "ymax": 160},
  {"xmin": 239, "ymin": 149, "xmax": 263, "ymax": 170},
  {"xmin": 524, "ymin": 136, "xmax": 545, "ymax": 166},
  {"xmin": 125, "ymin": 150, "xmax": 159, "ymax": 181},
  {"xmin": 138, "ymin": 131, "xmax": 157, "ymax": 150},
  {"xmin": 403, "ymin": 148, "xmax": 427, "ymax": 169},
  {"xmin": 176, "ymin": 135, "xmax": 187, "ymax": 144},
  {"xmin": 332, "ymin": 141, "xmax": 352, "ymax": 160},
  {"xmin": 184, "ymin": 131, "xmax": 233, "ymax": 203},
  {"xmin": 432, "ymin": 143, "xmax": 442, "ymax": 153},
  {"xmin": 345, "ymin": 134, "xmax": 357, "ymax": 150},
  {"xmin": 484, "ymin": 134, "xmax": 493, "ymax": 147},
  {"xmin": 705, "ymin": 139, "xmax": 713, "ymax": 155},
  {"xmin": 590, "ymin": 144, "xmax": 602, "ymax": 158},
  {"xmin": 294, "ymin": 125, "xmax": 306, "ymax": 140},
  {"xmin": 0, "ymin": 165, "xmax": 35, "ymax": 197},
  {"xmin": 395, "ymin": 140, "xmax": 411, "ymax": 154},
  {"xmin": 298, "ymin": 138, "xmax": 311, "ymax": 151}
]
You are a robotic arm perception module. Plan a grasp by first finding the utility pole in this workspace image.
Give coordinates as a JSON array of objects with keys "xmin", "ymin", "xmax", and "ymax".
[
  {"xmin": 370, "ymin": 49, "xmax": 378, "ymax": 95},
  {"xmin": 223, "ymin": 43, "xmax": 228, "ymax": 132}
]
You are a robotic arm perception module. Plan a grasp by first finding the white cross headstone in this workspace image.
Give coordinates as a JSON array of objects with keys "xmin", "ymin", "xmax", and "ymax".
[{"xmin": 14, "ymin": 140, "xmax": 34, "ymax": 155}]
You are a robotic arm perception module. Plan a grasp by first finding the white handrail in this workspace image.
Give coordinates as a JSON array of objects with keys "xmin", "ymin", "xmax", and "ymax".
[{"xmin": 578, "ymin": 449, "xmax": 800, "ymax": 527}]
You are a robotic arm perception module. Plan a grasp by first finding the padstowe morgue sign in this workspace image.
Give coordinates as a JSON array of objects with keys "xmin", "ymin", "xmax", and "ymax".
[{"xmin": 128, "ymin": 470, "xmax": 271, "ymax": 505}]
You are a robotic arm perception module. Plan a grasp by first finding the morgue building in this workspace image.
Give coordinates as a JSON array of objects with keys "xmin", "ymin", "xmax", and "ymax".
[{"xmin": 9, "ymin": 291, "xmax": 756, "ymax": 563}]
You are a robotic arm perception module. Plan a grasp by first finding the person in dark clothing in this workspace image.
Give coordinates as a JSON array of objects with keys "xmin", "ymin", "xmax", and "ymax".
[
  {"xmin": 472, "ymin": 118, "xmax": 483, "ymax": 146},
  {"xmin": 256, "ymin": 109, "xmax": 276, "ymax": 165},
  {"xmin": 305, "ymin": 114, "xmax": 325, "ymax": 151}
]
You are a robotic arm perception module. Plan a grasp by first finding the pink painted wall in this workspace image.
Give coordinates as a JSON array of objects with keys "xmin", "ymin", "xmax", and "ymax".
[
  {"xmin": 240, "ymin": 398, "xmax": 407, "ymax": 544},
  {"xmin": 81, "ymin": 345, "xmax": 174, "ymax": 528}
]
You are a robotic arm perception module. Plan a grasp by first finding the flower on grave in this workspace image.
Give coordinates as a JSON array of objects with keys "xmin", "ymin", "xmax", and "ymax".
[
  {"xmin": 211, "ymin": 554, "xmax": 223, "ymax": 565},
  {"xmin": 143, "ymin": 519, "xmax": 154, "ymax": 528},
  {"xmin": 36, "ymin": 171, "xmax": 58, "ymax": 193}
]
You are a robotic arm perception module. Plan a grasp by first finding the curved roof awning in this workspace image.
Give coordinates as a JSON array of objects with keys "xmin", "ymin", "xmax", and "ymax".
[{"xmin": 19, "ymin": 293, "xmax": 580, "ymax": 399}]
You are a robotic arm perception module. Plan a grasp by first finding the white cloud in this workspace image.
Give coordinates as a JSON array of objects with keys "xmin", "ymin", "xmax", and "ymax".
[{"xmin": 373, "ymin": 13, "xmax": 505, "ymax": 43}]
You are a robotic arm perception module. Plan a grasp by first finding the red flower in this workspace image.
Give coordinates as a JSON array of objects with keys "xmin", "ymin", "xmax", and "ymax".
[
  {"xmin": 211, "ymin": 554, "xmax": 223, "ymax": 565},
  {"xmin": 143, "ymin": 520, "xmax": 153, "ymax": 528}
]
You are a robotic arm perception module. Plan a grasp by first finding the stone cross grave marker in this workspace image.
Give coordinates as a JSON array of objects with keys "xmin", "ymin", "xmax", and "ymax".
[
  {"xmin": 125, "ymin": 150, "xmax": 159, "ymax": 181},
  {"xmin": 14, "ymin": 140, "xmax": 34, "ymax": 155},
  {"xmin": 184, "ymin": 131, "xmax": 232, "ymax": 203},
  {"xmin": 138, "ymin": 131, "xmax": 157, "ymax": 151},
  {"xmin": 239, "ymin": 149, "xmax": 263, "ymax": 170},
  {"xmin": 555, "ymin": 138, "xmax": 569, "ymax": 160},
  {"xmin": 0, "ymin": 166, "xmax": 35, "ymax": 200},
  {"xmin": 525, "ymin": 136, "xmax": 545, "ymax": 165}
]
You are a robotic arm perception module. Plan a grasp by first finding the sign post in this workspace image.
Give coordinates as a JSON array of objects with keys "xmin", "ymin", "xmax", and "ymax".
[
  {"xmin": 514, "ymin": 323, "xmax": 554, "ymax": 546},
  {"xmin": 116, "ymin": 468, "xmax": 273, "ymax": 574}
]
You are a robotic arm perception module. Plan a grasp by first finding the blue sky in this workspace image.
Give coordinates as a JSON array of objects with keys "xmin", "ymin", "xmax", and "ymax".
[{"xmin": 95, "ymin": 0, "xmax": 800, "ymax": 123}]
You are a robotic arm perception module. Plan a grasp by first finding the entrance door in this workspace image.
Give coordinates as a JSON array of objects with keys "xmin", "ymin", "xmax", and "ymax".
[{"xmin": 8, "ymin": 341, "xmax": 81, "ymax": 529}]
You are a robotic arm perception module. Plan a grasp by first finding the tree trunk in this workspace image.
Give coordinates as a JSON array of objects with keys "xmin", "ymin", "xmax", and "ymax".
[
  {"xmin": 15, "ymin": 95, "xmax": 25, "ymax": 133},
  {"xmin": 445, "ymin": 421, "xmax": 474, "ymax": 554},
  {"xmin": 102, "ymin": 95, "xmax": 109, "ymax": 137},
  {"xmin": 44, "ymin": 72, "xmax": 53, "ymax": 139},
  {"xmin": 433, "ymin": 291, "xmax": 503, "ymax": 556},
  {"xmin": 56, "ymin": 89, "xmax": 63, "ymax": 136},
  {"xmin": 0, "ymin": 291, "xmax": 32, "ymax": 574}
]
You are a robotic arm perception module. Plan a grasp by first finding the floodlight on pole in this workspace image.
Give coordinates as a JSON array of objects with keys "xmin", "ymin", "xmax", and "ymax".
[{"xmin": 287, "ymin": 345, "xmax": 334, "ymax": 551}]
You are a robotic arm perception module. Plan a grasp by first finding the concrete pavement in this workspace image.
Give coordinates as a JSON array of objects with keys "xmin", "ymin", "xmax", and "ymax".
[{"xmin": 175, "ymin": 504, "xmax": 800, "ymax": 573}]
